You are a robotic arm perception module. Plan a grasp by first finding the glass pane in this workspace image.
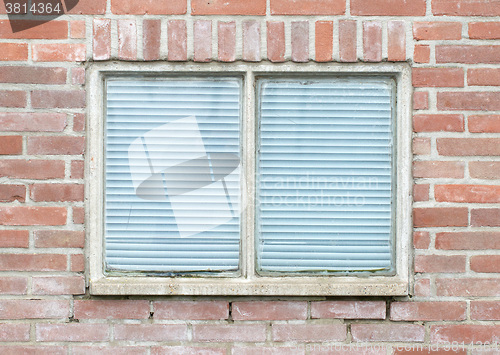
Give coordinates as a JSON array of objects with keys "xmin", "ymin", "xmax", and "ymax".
[
  {"xmin": 105, "ymin": 78, "xmax": 241, "ymax": 273},
  {"xmin": 256, "ymin": 78, "xmax": 394, "ymax": 274}
]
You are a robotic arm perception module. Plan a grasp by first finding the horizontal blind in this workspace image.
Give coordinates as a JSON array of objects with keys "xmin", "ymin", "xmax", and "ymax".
[
  {"xmin": 105, "ymin": 78, "xmax": 241, "ymax": 273},
  {"xmin": 256, "ymin": 78, "xmax": 394, "ymax": 273}
]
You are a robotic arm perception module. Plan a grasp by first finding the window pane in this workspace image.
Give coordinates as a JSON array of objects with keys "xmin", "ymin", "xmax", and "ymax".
[
  {"xmin": 256, "ymin": 78, "xmax": 394, "ymax": 274},
  {"xmin": 105, "ymin": 78, "xmax": 241, "ymax": 273}
]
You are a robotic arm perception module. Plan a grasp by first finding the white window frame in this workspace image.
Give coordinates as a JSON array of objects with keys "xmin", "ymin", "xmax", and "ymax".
[{"xmin": 87, "ymin": 62, "xmax": 412, "ymax": 296}]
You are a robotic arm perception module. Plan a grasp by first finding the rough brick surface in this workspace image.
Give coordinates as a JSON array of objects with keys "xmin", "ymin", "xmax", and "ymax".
[
  {"xmin": 0, "ymin": 300, "xmax": 70, "ymax": 319},
  {"xmin": 311, "ymin": 301, "xmax": 386, "ymax": 319},
  {"xmin": 414, "ymin": 255, "xmax": 466, "ymax": 273},
  {"xmin": 143, "ymin": 19, "xmax": 161, "ymax": 61},
  {"xmin": 433, "ymin": 0, "xmax": 500, "ymax": 16},
  {"xmin": 351, "ymin": 0, "xmax": 426, "ymax": 16},
  {"xmin": 167, "ymin": 20, "xmax": 187, "ymax": 61},
  {"xmin": 471, "ymin": 301, "xmax": 500, "ymax": 320},
  {"xmin": 0, "ymin": 43, "xmax": 28, "ymax": 61},
  {"xmin": 271, "ymin": 0, "xmax": 345, "ymax": 15},
  {"xmin": 413, "ymin": 68, "xmax": 464, "ymax": 88},
  {"xmin": 192, "ymin": 0, "xmax": 265, "ymax": 15},
  {"xmin": 233, "ymin": 301, "xmax": 307, "ymax": 320},
  {"xmin": 437, "ymin": 45, "xmax": 500, "ymax": 64},
  {"xmin": 413, "ymin": 161, "xmax": 465, "ymax": 178},
  {"xmin": 413, "ymin": 92, "xmax": 429, "ymax": 110},
  {"xmin": 193, "ymin": 20, "xmax": 212, "ymax": 62},
  {"xmin": 351, "ymin": 324, "xmax": 425, "ymax": 342},
  {"xmin": 468, "ymin": 68, "xmax": 500, "ymax": 86},
  {"xmin": 363, "ymin": 22, "xmax": 382, "ymax": 62},
  {"xmin": 413, "ymin": 208, "xmax": 468, "ymax": 228},
  {"xmin": 218, "ymin": 22, "xmax": 236, "ymax": 62},
  {"xmin": 390, "ymin": 302, "xmax": 466, "ymax": 321},
  {"xmin": 470, "ymin": 161, "xmax": 500, "ymax": 178},
  {"xmin": 93, "ymin": 19, "xmax": 111, "ymax": 61},
  {"xmin": 0, "ymin": 66, "xmax": 66, "ymax": 84},
  {"xmin": 291, "ymin": 22, "xmax": 309, "ymax": 62},
  {"xmin": 436, "ymin": 278, "xmax": 500, "ymax": 297},
  {"xmin": 413, "ymin": 114, "xmax": 464, "ymax": 132},
  {"xmin": 243, "ymin": 21, "xmax": 260, "ymax": 62},
  {"xmin": 32, "ymin": 276, "xmax": 85, "ymax": 295},
  {"xmin": 413, "ymin": 231, "xmax": 430, "ymax": 249},
  {"xmin": 154, "ymin": 301, "xmax": 228, "ymax": 320},
  {"xmin": 436, "ymin": 232, "xmax": 500, "ymax": 250},
  {"xmin": 272, "ymin": 324, "xmax": 347, "ymax": 342},
  {"xmin": 0, "ymin": 20, "xmax": 67, "ymax": 39},
  {"xmin": 388, "ymin": 21, "xmax": 405, "ymax": 61},
  {"xmin": 413, "ymin": 22, "xmax": 462, "ymax": 40},
  {"xmin": 114, "ymin": 324, "xmax": 187, "ymax": 341},
  {"xmin": 469, "ymin": 22, "xmax": 500, "ymax": 39},
  {"xmin": 193, "ymin": 324, "xmax": 267, "ymax": 342},
  {"xmin": 414, "ymin": 45, "xmax": 430, "ymax": 63},
  {"xmin": 74, "ymin": 300, "xmax": 150, "ymax": 319},
  {"xmin": 267, "ymin": 22, "xmax": 285, "ymax": 62},
  {"xmin": 118, "ymin": 19, "xmax": 137, "ymax": 60},
  {"xmin": 0, "ymin": 207, "xmax": 67, "ymax": 226},
  {"xmin": 112, "ymin": 0, "xmax": 186, "ymax": 15},
  {"xmin": 36, "ymin": 324, "xmax": 110, "ymax": 342},
  {"xmin": 32, "ymin": 44, "xmax": 86, "ymax": 62},
  {"xmin": 339, "ymin": 20, "xmax": 357, "ymax": 62}
]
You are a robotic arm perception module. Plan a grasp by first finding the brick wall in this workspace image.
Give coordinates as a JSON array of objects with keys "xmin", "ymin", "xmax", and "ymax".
[{"xmin": 0, "ymin": 0, "xmax": 499, "ymax": 353}]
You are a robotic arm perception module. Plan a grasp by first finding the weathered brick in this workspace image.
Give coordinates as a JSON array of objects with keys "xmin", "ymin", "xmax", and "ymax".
[
  {"xmin": 0, "ymin": 20, "xmax": 67, "ymax": 39},
  {"xmin": 0, "ymin": 346, "xmax": 67, "ymax": 354},
  {"xmin": 73, "ymin": 347, "xmax": 147, "ymax": 355},
  {"xmin": 71, "ymin": 160, "xmax": 85, "ymax": 179},
  {"xmin": 27, "ymin": 136, "xmax": 85, "ymax": 155},
  {"xmin": 70, "ymin": 20, "xmax": 86, "ymax": 39},
  {"xmin": 154, "ymin": 301, "xmax": 228, "ymax": 320},
  {"xmin": 151, "ymin": 347, "xmax": 224, "ymax": 355},
  {"xmin": 351, "ymin": 0, "xmax": 426, "ymax": 16},
  {"xmin": 431, "ymin": 325, "xmax": 500, "ymax": 344},
  {"xmin": 272, "ymin": 324, "xmax": 346, "ymax": 342},
  {"xmin": 0, "ymin": 253, "xmax": 66, "ymax": 271},
  {"xmin": 292, "ymin": 22, "xmax": 309, "ymax": 63},
  {"xmin": 436, "ymin": 232, "xmax": 500, "ymax": 250},
  {"xmin": 192, "ymin": 0, "xmax": 265, "ymax": 15},
  {"xmin": 36, "ymin": 324, "xmax": 109, "ymax": 342},
  {"xmin": 436, "ymin": 278, "xmax": 500, "ymax": 296},
  {"xmin": 351, "ymin": 324, "xmax": 425, "ymax": 342},
  {"xmin": 70, "ymin": 253, "xmax": 85, "ymax": 272},
  {"xmin": 437, "ymin": 45, "xmax": 500, "ymax": 63},
  {"xmin": 74, "ymin": 300, "xmax": 150, "ymax": 319},
  {"xmin": 118, "ymin": 19, "xmax": 137, "ymax": 60},
  {"xmin": 0, "ymin": 184, "xmax": 25, "ymax": 202},
  {"xmin": 143, "ymin": 19, "xmax": 161, "ymax": 61},
  {"xmin": 233, "ymin": 301, "xmax": 307, "ymax": 320},
  {"xmin": 0, "ymin": 90, "xmax": 26, "ymax": 108},
  {"xmin": 30, "ymin": 183, "xmax": 84, "ymax": 202},
  {"xmin": 311, "ymin": 301, "xmax": 386, "ymax": 319},
  {"xmin": 413, "ymin": 114, "xmax": 464, "ymax": 132},
  {"xmin": 0, "ymin": 207, "xmax": 67, "ymax": 226},
  {"xmin": 390, "ymin": 302, "xmax": 466, "ymax": 321},
  {"xmin": 468, "ymin": 68, "xmax": 500, "ymax": 86},
  {"xmin": 32, "ymin": 44, "xmax": 86, "ymax": 62},
  {"xmin": 0, "ymin": 277, "xmax": 28, "ymax": 294},
  {"xmin": 412, "ymin": 137, "xmax": 431, "ymax": 155},
  {"xmin": 414, "ymin": 184, "xmax": 430, "ymax": 202},
  {"xmin": 394, "ymin": 349, "xmax": 466, "ymax": 355},
  {"xmin": 65, "ymin": 0, "xmax": 106, "ymax": 14},
  {"xmin": 193, "ymin": 324, "xmax": 266, "ymax": 342},
  {"xmin": 271, "ymin": 0, "xmax": 345, "ymax": 15},
  {"xmin": 363, "ymin": 22, "xmax": 382, "ymax": 62},
  {"xmin": 34, "ymin": 230, "xmax": 85, "ymax": 248},
  {"xmin": 112, "ymin": 0, "xmax": 186, "ymax": 15},
  {"xmin": 433, "ymin": 0, "xmax": 500, "ymax": 16},
  {"xmin": 413, "ymin": 22, "xmax": 462, "ymax": 40},
  {"xmin": 32, "ymin": 276, "xmax": 85, "ymax": 295},
  {"xmin": 413, "ymin": 231, "xmax": 430, "ymax": 249},
  {"xmin": 114, "ymin": 324, "xmax": 188, "ymax": 341},
  {"xmin": 471, "ymin": 255, "xmax": 500, "ymax": 273},
  {"xmin": 0, "ymin": 230, "xmax": 29, "ymax": 248},
  {"xmin": 315, "ymin": 21, "xmax": 333, "ymax": 62},
  {"xmin": 267, "ymin": 22, "xmax": 285, "ymax": 62},
  {"xmin": 413, "ymin": 208, "xmax": 468, "ymax": 228},
  {"xmin": 339, "ymin": 20, "xmax": 357, "ymax": 62},
  {"xmin": 93, "ymin": 19, "xmax": 111, "ymax": 61},
  {"xmin": 0, "ymin": 324, "xmax": 30, "ymax": 341},
  {"xmin": 388, "ymin": 21, "xmax": 405, "ymax": 62},
  {"xmin": 0, "ymin": 136, "xmax": 22, "ymax": 155},
  {"xmin": 472, "ymin": 208, "xmax": 500, "ymax": 227},
  {"xmin": 413, "ymin": 161, "xmax": 465, "ymax": 178},
  {"xmin": 470, "ymin": 161, "xmax": 500, "ymax": 178},
  {"xmin": 73, "ymin": 113, "xmax": 85, "ymax": 132},
  {"xmin": 0, "ymin": 159, "xmax": 64, "ymax": 179},
  {"xmin": 218, "ymin": 22, "xmax": 236, "ymax": 62},
  {"xmin": 414, "ymin": 278, "xmax": 431, "ymax": 297},
  {"xmin": 0, "ymin": 300, "xmax": 69, "ymax": 319},
  {"xmin": 469, "ymin": 22, "xmax": 500, "ymax": 39},
  {"xmin": 436, "ymin": 184, "xmax": 500, "ymax": 203},
  {"xmin": 232, "ymin": 347, "xmax": 304, "ymax": 355},
  {"xmin": 414, "ymin": 44, "xmax": 430, "ymax": 63},
  {"xmin": 414, "ymin": 255, "xmax": 466, "ymax": 273},
  {"xmin": 0, "ymin": 43, "xmax": 28, "ymax": 61},
  {"xmin": 72, "ymin": 68, "xmax": 85, "ymax": 85},
  {"xmin": 243, "ymin": 21, "xmax": 260, "ymax": 62},
  {"xmin": 471, "ymin": 301, "xmax": 500, "ymax": 320},
  {"xmin": 413, "ymin": 68, "xmax": 464, "ymax": 88},
  {"xmin": 413, "ymin": 92, "xmax": 429, "ymax": 110},
  {"xmin": 31, "ymin": 90, "xmax": 85, "ymax": 109},
  {"xmin": 438, "ymin": 138, "xmax": 500, "ymax": 155},
  {"xmin": 0, "ymin": 66, "xmax": 66, "ymax": 84},
  {"xmin": 73, "ymin": 207, "xmax": 85, "ymax": 224},
  {"xmin": 193, "ymin": 20, "xmax": 212, "ymax": 62}
]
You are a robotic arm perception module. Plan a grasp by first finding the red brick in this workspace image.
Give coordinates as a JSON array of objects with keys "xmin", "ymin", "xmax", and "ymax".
[
  {"xmin": 471, "ymin": 255, "xmax": 500, "ymax": 273},
  {"xmin": 0, "ymin": 20, "xmax": 67, "ymax": 39},
  {"xmin": 193, "ymin": 324, "xmax": 266, "ymax": 342},
  {"xmin": 32, "ymin": 276, "xmax": 85, "ymax": 295},
  {"xmin": 414, "ymin": 278, "xmax": 431, "ymax": 297},
  {"xmin": 65, "ymin": 0, "xmax": 106, "ymax": 14},
  {"xmin": 351, "ymin": 0, "xmax": 425, "ymax": 16},
  {"xmin": 390, "ymin": 302, "xmax": 466, "ymax": 321},
  {"xmin": 351, "ymin": 324, "xmax": 425, "ymax": 342},
  {"xmin": 0, "ymin": 253, "xmax": 66, "ymax": 271},
  {"xmin": 311, "ymin": 347, "xmax": 385, "ymax": 355},
  {"xmin": 154, "ymin": 301, "xmax": 228, "ymax": 320},
  {"xmin": 0, "ymin": 207, "xmax": 67, "ymax": 226},
  {"xmin": 315, "ymin": 21, "xmax": 333, "ymax": 62},
  {"xmin": 31, "ymin": 90, "xmax": 85, "ymax": 109},
  {"xmin": 34, "ymin": 230, "xmax": 85, "ymax": 248},
  {"xmin": 438, "ymin": 138, "xmax": 500, "ymax": 155},
  {"xmin": 292, "ymin": 21, "xmax": 309, "ymax": 62},
  {"xmin": 271, "ymin": 0, "xmax": 345, "ymax": 15},
  {"xmin": 415, "ymin": 255, "xmax": 466, "ymax": 273},
  {"xmin": 413, "ymin": 231, "xmax": 430, "ymax": 249},
  {"xmin": 470, "ymin": 161, "xmax": 500, "ymax": 178},
  {"xmin": 143, "ymin": 19, "xmax": 161, "ymax": 61},
  {"xmin": 0, "ymin": 300, "xmax": 69, "ymax": 319},
  {"xmin": 469, "ymin": 22, "xmax": 500, "ymax": 39},
  {"xmin": 0, "ymin": 230, "xmax": 29, "ymax": 248},
  {"xmin": 469, "ymin": 115, "xmax": 500, "ymax": 133},
  {"xmin": 0, "ymin": 43, "xmax": 28, "ymax": 61},
  {"xmin": 218, "ymin": 22, "xmax": 236, "ymax": 62},
  {"xmin": 414, "ymin": 184, "xmax": 429, "ymax": 202},
  {"xmin": 71, "ymin": 20, "xmax": 86, "ymax": 39},
  {"xmin": 431, "ymin": 325, "xmax": 500, "ymax": 344},
  {"xmin": 436, "ymin": 184, "xmax": 500, "ymax": 203},
  {"xmin": 73, "ymin": 68, "xmax": 85, "ymax": 85},
  {"xmin": 72, "ymin": 113, "xmax": 85, "ymax": 132},
  {"xmin": 433, "ymin": 0, "xmax": 500, "ymax": 16},
  {"xmin": 436, "ymin": 45, "xmax": 500, "ymax": 63},
  {"xmin": 71, "ymin": 160, "xmax": 84, "ymax": 179},
  {"xmin": 0, "ymin": 324, "xmax": 30, "ymax": 341},
  {"xmin": 192, "ymin": 0, "xmax": 265, "ymax": 15},
  {"xmin": 30, "ymin": 183, "xmax": 84, "ymax": 202},
  {"xmin": 93, "ymin": 19, "xmax": 111, "ymax": 61},
  {"xmin": 436, "ymin": 278, "xmax": 500, "ymax": 296},
  {"xmin": 471, "ymin": 301, "xmax": 500, "ymax": 320},
  {"xmin": 311, "ymin": 301, "xmax": 386, "ymax": 320},
  {"xmin": 73, "ymin": 207, "xmax": 85, "ymax": 224},
  {"xmin": 412, "ymin": 137, "xmax": 431, "ymax": 155},
  {"xmin": 413, "ymin": 22, "xmax": 462, "ymax": 40},
  {"xmin": 0, "ymin": 113, "xmax": 66, "ymax": 132},
  {"xmin": 73, "ymin": 347, "xmax": 147, "ymax": 355},
  {"xmin": 36, "ymin": 324, "xmax": 109, "ymax": 342},
  {"xmin": 413, "ymin": 114, "xmax": 464, "ymax": 132},
  {"xmin": 0, "ymin": 346, "xmax": 67, "ymax": 355},
  {"xmin": 468, "ymin": 68, "xmax": 500, "ymax": 86},
  {"xmin": 388, "ymin": 21, "xmax": 405, "ymax": 62},
  {"xmin": 272, "ymin": 324, "xmax": 346, "ymax": 342},
  {"xmin": 267, "ymin": 22, "xmax": 285, "ymax": 62},
  {"xmin": 0, "ymin": 184, "xmax": 25, "ymax": 202},
  {"xmin": 414, "ymin": 45, "xmax": 430, "ymax": 63},
  {"xmin": 413, "ymin": 208, "xmax": 468, "ymax": 228},
  {"xmin": 0, "ymin": 66, "xmax": 66, "ymax": 84},
  {"xmin": 233, "ymin": 301, "xmax": 307, "ymax": 320},
  {"xmin": 394, "ymin": 349, "xmax": 466, "ymax": 355},
  {"xmin": 472, "ymin": 208, "xmax": 500, "ymax": 227},
  {"xmin": 71, "ymin": 253, "xmax": 85, "ymax": 272},
  {"xmin": 118, "ymin": 19, "xmax": 137, "ymax": 60},
  {"xmin": 27, "ymin": 136, "xmax": 85, "ymax": 155},
  {"xmin": 0, "ymin": 159, "xmax": 64, "ymax": 179},
  {"xmin": 436, "ymin": 232, "xmax": 500, "ymax": 250},
  {"xmin": 0, "ymin": 136, "xmax": 21, "ymax": 155},
  {"xmin": 0, "ymin": 90, "xmax": 26, "ymax": 108},
  {"xmin": 232, "ymin": 347, "xmax": 304, "ymax": 355},
  {"xmin": 112, "ymin": 0, "xmax": 186, "ymax": 14},
  {"xmin": 413, "ymin": 68, "xmax": 464, "ymax": 88},
  {"xmin": 74, "ymin": 300, "xmax": 150, "ymax": 319},
  {"xmin": 413, "ymin": 161, "xmax": 465, "ymax": 178},
  {"xmin": 0, "ymin": 277, "xmax": 27, "ymax": 294},
  {"xmin": 33, "ymin": 44, "xmax": 86, "ymax": 62},
  {"xmin": 243, "ymin": 21, "xmax": 260, "ymax": 62},
  {"xmin": 193, "ymin": 20, "xmax": 212, "ymax": 62},
  {"xmin": 151, "ymin": 347, "xmax": 225, "ymax": 355},
  {"xmin": 363, "ymin": 22, "xmax": 382, "ymax": 62},
  {"xmin": 114, "ymin": 324, "xmax": 187, "ymax": 341},
  {"xmin": 339, "ymin": 20, "xmax": 357, "ymax": 62}
]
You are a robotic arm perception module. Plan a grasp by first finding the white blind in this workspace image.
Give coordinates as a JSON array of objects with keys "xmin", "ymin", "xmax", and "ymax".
[
  {"xmin": 105, "ymin": 79, "xmax": 241, "ymax": 273},
  {"xmin": 256, "ymin": 78, "xmax": 394, "ymax": 274}
]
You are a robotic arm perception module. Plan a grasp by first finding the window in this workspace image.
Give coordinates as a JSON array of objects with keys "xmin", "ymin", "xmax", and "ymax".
[{"xmin": 88, "ymin": 62, "xmax": 412, "ymax": 296}]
